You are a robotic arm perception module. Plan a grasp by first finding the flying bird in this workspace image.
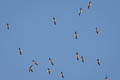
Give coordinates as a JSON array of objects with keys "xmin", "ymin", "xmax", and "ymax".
[
  {"xmin": 49, "ymin": 57, "xmax": 54, "ymax": 66},
  {"xmin": 97, "ymin": 58, "xmax": 100, "ymax": 66},
  {"xmin": 75, "ymin": 32, "xmax": 78, "ymax": 40},
  {"xmin": 6, "ymin": 24, "xmax": 10, "ymax": 30},
  {"xmin": 104, "ymin": 76, "xmax": 108, "ymax": 80},
  {"xmin": 78, "ymin": 8, "xmax": 82, "ymax": 16},
  {"xmin": 96, "ymin": 27, "xmax": 99, "ymax": 34},
  {"xmin": 76, "ymin": 52, "xmax": 79, "ymax": 61},
  {"xmin": 32, "ymin": 60, "xmax": 38, "ymax": 66},
  {"xmin": 18, "ymin": 48, "xmax": 22, "ymax": 55},
  {"xmin": 48, "ymin": 68, "xmax": 51, "ymax": 75},
  {"xmin": 81, "ymin": 56, "xmax": 84, "ymax": 63},
  {"xmin": 60, "ymin": 72, "xmax": 64, "ymax": 78},
  {"xmin": 29, "ymin": 65, "xmax": 33, "ymax": 72},
  {"xmin": 53, "ymin": 17, "xmax": 56, "ymax": 25},
  {"xmin": 88, "ymin": 1, "xmax": 92, "ymax": 9}
]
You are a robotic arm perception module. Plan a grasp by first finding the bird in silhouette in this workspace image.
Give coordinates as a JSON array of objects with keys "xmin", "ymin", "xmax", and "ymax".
[
  {"xmin": 32, "ymin": 60, "xmax": 38, "ymax": 66},
  {"xmin": 97, "ymin": 58, "xmax": 100, "ymax": 66},
  {"xmin": 29, "ymin": 65, "xmax": 33, "ymax": 72},
  {"xmin": 75, "ymin": 32, "xmax": 78, "ymax": 39},
  {"xmin": 81, "ymin": 56, "xmax": 84, "ymax": 63},
  {"xmin": 53, "ymin": 17, "xmax": 56, "ymax": 25},
  {"xmin": 76, "ymin": 52, "xmax": 79, "ymax": 61},
  {"xmin": 88, "ymin": 1, "xmax": 92, "ymax": 9},
  {"xmin": 18, "ymin": 48, "xmax": 22, "ymax": 55},
  {"xmin": 49, "ymin": 57, "xmax": 54, "ymax": 66},
  {"xmin": 6, "ymin": 24, "xmax": 10, "ymax": 30},
  {"xmin": 104, "ymin": 76, "xmax": 108, "ymax": 80},
  {"xmin": 78, "ymin": 8, "xmax": 82, "ymax": 16},
  {"xmin": 60, "ymin": 72, "xmax": 64, "ymax": 78},
  {"xmin": 48, "ymin": 68, "xmax": 51, "ymax": 75}
]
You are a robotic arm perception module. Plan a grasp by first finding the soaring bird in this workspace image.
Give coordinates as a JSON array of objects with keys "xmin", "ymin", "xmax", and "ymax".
[
  {"xmin": 32, "ymin": 60, "xmax": 38, "ymax": 66},
  {"xmin": 75, "ymin": 32, "xmax": 78, "ymax": 40},
  {"xmin": 48, "ymin": 68, "xmax": 51, "ymax": 75},
  {"xmin": 81, "ymin": 56, "xmax": 84, "ymax": 63},
  {"xmin": 96, "ymin": 27, "xmax": 99, "ymax": 35},
  {"xmin": 29, "ymin": 65, "xmax": 33, "ymax": 72},
  {"xmin": 60, "ymin": 72, "xmax": 64, "ymax": 78},
  {"xmin": 18, "ymin": 48, "xmax": 22, "ymax": 55},
  {"xmin": 97, "ymin": 58, "xmax": 100, "ymax": 66},
  {"xmin": 49, "ymin": 57, "xmax": 54, "ymax": 66},
  {"xmin": 88, "ymin": 1, "xmax": 92, "ymax": 9},
  {"xmin": 6, "ymin": 24, "xmax": 10, "ymax": 30},
  {"xmin": 104, "ymin": 76, "xmax": 108, "ymax": 80},
  {"xmin": 76, "ymin": 52, "xmax": 79, "ymax": 61},
  {"xmin": 53, "ymin": 17, "xmax": 56, "ymax": 25},
  {"xmin": 78, "ymin": 8, "xmax": 82, "ymax": 16}
]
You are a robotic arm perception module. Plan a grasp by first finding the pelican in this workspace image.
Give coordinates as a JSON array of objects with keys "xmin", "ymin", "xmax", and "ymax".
[
  {"xmin": 60, "ymin": 72, "xmax": 64, "ymax": 78},
  {"xmin": 88, "ymin": 1, "xmax": 92, "ymax": 9},
  {"xmin": 97, "ymin": 58, "xmax": 100, "ymax": 66},
  {"xmin": 29, "ymin": 65, "xmax": 33, "ymax": 72},
  {"xmin": 32, "ymin": 60, "xmax": 38, "ymax": 66},
  {"xmin": 18, "ymin": 48, "xmax": 22, "ymax": 55},
  {"xmin": 49, "ymin": 57, "xmax": 54, "ymax": 66},
  {"xmin": 96, "ymin": 27, "xmax": 99, "ymax": 35},
  {"xmin": 75, "ymin": 32, "xmax": 78, "ymax": 40},
  {"xmin": 53, "ymin": 17, "xmax": 56, "ymax": 25},
  {"xmin": 48, "ymin": 68, "xmax": 51, "ymax": 75},
  {"xmin": 81, "ymin": 56, "xmax": 84, "ymax": 63},
  {"xmin": 78, "ymin": 8, "xmax": 82, "ymax": 16},
  {"xmin": 76, "ymin": 52, "xmax": 79, "ymax": 61}
]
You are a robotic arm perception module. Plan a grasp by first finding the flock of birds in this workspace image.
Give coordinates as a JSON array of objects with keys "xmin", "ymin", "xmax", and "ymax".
[{"xmin": 4, "ymin": 1, "xmax": 109, "ymax": 80}]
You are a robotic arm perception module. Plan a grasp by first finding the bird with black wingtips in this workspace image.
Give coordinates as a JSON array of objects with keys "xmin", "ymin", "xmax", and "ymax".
[
  {"xmin": 81, "ymin": 56, "xmax": 84, "ymax": 63},
  {"xmin": 97, "ymin": 58, "xmax": 100, "ymax": 66},
  {"xmin": 48, "ymin": 68, "xmax": 51, "ymax": 75},
  {"xmin": 53, "ymin": 17, "xmax": 56, "ymax": 25},
  {"xmin": 60, "ymin": 72, "xmax": 64, "ymax": 78},
  {"xmin": 96, "ymin": 27, "xmax": 99, "ymax": 35},
  {"xmin": 88, "ymin": 1, "xmax": 92, "ymax": 9},
  {"xmin": 29, "ymin": 65, "xmax": 33, "ymax": 72},
  {"xmin": 104, "ymin": 76, "xmax": 108, "ymax": 80},
  {"xmin": 18, "ymin": 48, "xmax": 22, "ymax": 55},
  {"xmin": 76, "ymin": 52, "xmax": 79, "ymax": 61},
  {"xmin": 6, "ymin": 23, "xmax": 10, "ymax": 30},
  {"xmin": 49, "ymin": 57, "xmax": 54, "ymax": 66},
  {"xmin": 78, "ymin": 8, "xmax": 82, "ymax": 16},
  {"xmin": 32, "ymin": 60, "xmax": 38, "ymax": 66},
  {"xmin": 75, "ymin": 32, "xmax": 78, "ymax": 40}
]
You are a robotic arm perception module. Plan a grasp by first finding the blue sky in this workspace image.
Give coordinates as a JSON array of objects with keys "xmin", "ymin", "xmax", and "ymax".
[{"xmin": 0, "ymin": 0, "xmax": 120, "ymax": 80}]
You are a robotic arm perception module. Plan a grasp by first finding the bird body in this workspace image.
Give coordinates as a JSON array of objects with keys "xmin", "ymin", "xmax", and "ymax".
[
  {"xmin": 75, "ymin": 32, "xmax": 78, "ymax": 40},
  {"xmin": 76, "ymin": 52, "xmax": 79, "ymax": 61},
  {"xmin": 88, "ymin": 1, "xmax": 92, "ymax": 9},
  {"xmin": 32, "ymin": 60, "xmax": 38, "ymax": 66},
  {"xmin": 29, "ymin": 65, "xmax": 33, "ymax": 72},
  {"xmin": 49, "ymin": 57, "xmax": 54, "ymax": 66},
  {"xmin": 6, "ymin": 24, "xmax": 10, "ymax": 30},
  {"xmin": 53, "ymin": 17, "xmax": 56, "ymax": 25},
  {"xmin": 96, "ymin": 27, "xmax": 99, "ymax": 34},
  {"xmin": 60, "ymin": 72, "xmax": 64, "ymax": 78},
  {"xmin": 18, "ymin": 48, "xmax": 22, "ymax": 55},
  {"xmin": 97, "ymin": 59, "xmax": 100, "ymax": 66},
  {"xmin": 48, "ymin": 68, "xmax": 51, "ymax": 75},
  {"xmin": 78, "ymin": 8, "xmax": 82, "ymax": 16},
  {"xmin": 81, "ymin": 56, "xmax": 84, "ymax": 63}
]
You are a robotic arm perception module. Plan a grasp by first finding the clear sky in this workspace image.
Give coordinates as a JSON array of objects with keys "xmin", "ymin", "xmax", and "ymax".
[{"xmin": 0, "ymin": 0, "xmax": 120, "ymax": 80}]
